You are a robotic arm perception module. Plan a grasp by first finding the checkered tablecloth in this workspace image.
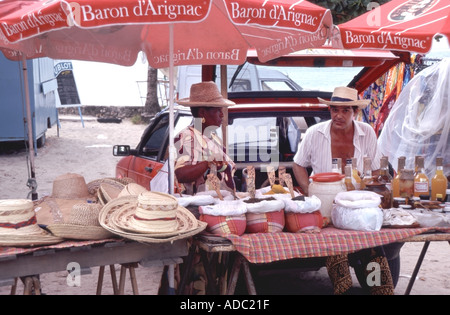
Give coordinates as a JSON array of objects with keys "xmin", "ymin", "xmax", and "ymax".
[{"xmin": 225, "ymin": 227, "xmax": 445, "ymax": 264}]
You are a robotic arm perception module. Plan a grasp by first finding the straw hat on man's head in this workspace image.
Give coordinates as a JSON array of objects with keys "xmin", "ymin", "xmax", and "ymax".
[
  {"xmin": 177, "ymin": 81, "xmax": 235, "ymax": 107},
  {"xmin": 317, "ymin": 86, "xmax": 370, "ymax": 109}
]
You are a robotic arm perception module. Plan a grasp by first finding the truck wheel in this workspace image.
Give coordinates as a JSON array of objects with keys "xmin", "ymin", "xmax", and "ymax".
[{"xmin": 37, "ymin": 133, "xmax": 46, "ymax": 148}]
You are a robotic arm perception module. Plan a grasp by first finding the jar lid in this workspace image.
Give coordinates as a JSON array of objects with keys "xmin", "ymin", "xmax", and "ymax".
[
  {"xmin": 399, "ymin": 205, "xmax": 412, "ymax": 210},
  {"xmin": 310, "ymin": 172, "xmax": 345, "ymax": 182}
]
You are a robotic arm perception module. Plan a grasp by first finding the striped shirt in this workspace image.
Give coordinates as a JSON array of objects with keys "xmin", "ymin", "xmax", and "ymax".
[{"xmin": 293, "ymin": 120, "xmax": 382, "ymax": 173}]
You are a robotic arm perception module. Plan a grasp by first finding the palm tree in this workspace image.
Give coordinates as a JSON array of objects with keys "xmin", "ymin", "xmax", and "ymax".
[{"xmin": 143, "ymin": 67, "xmax": 161, "ymax": 118}]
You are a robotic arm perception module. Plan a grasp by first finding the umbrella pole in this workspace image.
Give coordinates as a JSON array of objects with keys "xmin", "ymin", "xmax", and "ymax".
[
  {"xmin": 21, "ymin": 54, "xmax": 38, "ymax": 201},
  {"xmin": 168, "ymin": 24, "xmax": 175, "ymax": 195}
]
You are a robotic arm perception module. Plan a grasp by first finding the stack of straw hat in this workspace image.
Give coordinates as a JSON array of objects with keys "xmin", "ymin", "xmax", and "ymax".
[
  {"xmin": 0, "ymin": 199, "xmax": 63, "ymax": 247},
  {"xmin": 99, "ymin": 191, "xmax": 207, "ymax": 243}
]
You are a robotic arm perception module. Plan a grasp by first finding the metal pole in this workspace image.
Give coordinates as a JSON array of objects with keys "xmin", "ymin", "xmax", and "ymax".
[
  {"xmin": 168, "ymin": 24, "xmax": 175, "ymax": 195},
  {"xmin": 21, "ymin": 54, "xmax": 38, "ymax": 200}
]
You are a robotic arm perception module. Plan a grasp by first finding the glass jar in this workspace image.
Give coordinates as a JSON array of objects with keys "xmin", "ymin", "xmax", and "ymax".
[{"xmin": 364, "ymin": 176, "xmax": 393, "ymax": 209}]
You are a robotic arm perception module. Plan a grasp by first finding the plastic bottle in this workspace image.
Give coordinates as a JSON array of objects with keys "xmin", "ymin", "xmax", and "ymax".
[
  {"xmin": 351, "ymin": 158, "xmax": 361, "ymax": 190},
  {"xmin": 392, "ymin": 156, "xmax": 406, "ymax": 198},
  {"xmin": 431, "ymin": 157, "xmax": 448, "ymax": 201},
  {"xmin": 378, "ymin": 156, "xmax": 393, "ymax": 192},
  {"xmin": 344, "ymin": 165, "xmax": 355, "ymax": 191},
  {"xmin": 414, "ymin": 156, "xmax": 430, "ymax": 198},
  {"xmin": 331, "ymin": 158, "xmax": 342, "ymax": 174}
]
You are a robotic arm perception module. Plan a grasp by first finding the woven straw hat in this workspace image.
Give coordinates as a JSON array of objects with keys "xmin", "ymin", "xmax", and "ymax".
[
  {"xmin": 0, "ymin": 199, "xmax": 63, "ymax": 247},
  {"xmin": 317, "ymin": 86, "xmax": 370, "ymax": 109},
  {"xmin": 34, "ymin": 173, "xmax": 97, "ymax": 226},
  {"xmin": 86, "ymin": 177, "xmax": 135, "ymax": 205},
  {"xmin": 47, "ymin": 203, "xmax": 114, "ymax": 240},
  {"xmin": 177, "ymin": 81, "xmax": 235, "ymax": 107},
  {"xmin": 118, "ymin": 183, "xmax": 148, "ymax": 198},
  {"xmin": 99, "ymin": 193, "xmax": 207, "ymax": 243}
]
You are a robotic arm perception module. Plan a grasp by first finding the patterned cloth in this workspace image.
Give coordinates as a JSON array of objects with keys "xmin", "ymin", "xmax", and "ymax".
[
  {"xmin": 174, "ymin": 126, "xmax": 236, "ymax": 195},
  {"xmin": 225, "ymin": 226, "xmax": 446, "ymax": 264}
]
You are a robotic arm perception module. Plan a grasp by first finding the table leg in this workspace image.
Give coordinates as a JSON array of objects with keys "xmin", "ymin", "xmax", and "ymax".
[
  {"xmin": 110, "ymin": 265, "xmax": 119, "ymax": 295},
  {"xmin": 178, "ymin": 245, "xmax": 196, "ymax": 295},
  {"xmin": 200, "ymin": 250, "xmax": 218, "ymax": 295},
  {"xmin": 404, "ymin": 241, "xmax": 430, "ymax": 295},
  {"xmin": 96, "ymin": 266, "xmax": 105, "ymax": 295},
  {"xmin": 10, "ymin": 278, "xmax": 18, "ymax": 295}
]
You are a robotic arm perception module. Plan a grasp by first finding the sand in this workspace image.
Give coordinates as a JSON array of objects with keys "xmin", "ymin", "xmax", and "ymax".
[{"xmin": 0, "ymin": 117, "xmax": 449, "ymax": 295}]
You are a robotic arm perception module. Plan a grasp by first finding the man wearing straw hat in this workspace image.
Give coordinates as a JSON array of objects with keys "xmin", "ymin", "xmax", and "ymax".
[
  {"xmin": 175, "ymin": 81, "xmax": 236, "ymax": 196},
  {"xmin": 292, "ymin": 86, "xmax": 399, "ymax": 295},
  {"xmin": 292, "ymin": 86, "xmax": 383, "ymax": 195}
]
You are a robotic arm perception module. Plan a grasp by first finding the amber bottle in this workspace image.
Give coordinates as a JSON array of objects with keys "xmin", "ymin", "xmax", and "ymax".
[{"xmin": 431, "ymin": 157, "xmax": 448, "ymax": 201}]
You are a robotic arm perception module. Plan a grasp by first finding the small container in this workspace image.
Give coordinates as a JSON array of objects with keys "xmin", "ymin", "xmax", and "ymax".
[
  {"xmin": 393, "ymin": 197, "xmax": 406, "ymax": 208},
  {"xmin": 399, "ymin": 169, "xmax": 414, "ymax": 200},
  {"xmin": 399, "ymin": 204, "xmax": 412, "ymax": 210}
]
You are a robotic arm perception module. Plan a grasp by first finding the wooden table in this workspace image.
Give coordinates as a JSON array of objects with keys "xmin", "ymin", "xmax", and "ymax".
[{"xmin": 0, "ymin": 238, "xmax": 188, "ymax": 295}]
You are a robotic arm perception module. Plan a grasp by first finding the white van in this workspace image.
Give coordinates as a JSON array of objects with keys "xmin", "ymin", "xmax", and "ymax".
[{"xmin": 176, "ymin": 64, "xmax": 302, "ymax": 99}]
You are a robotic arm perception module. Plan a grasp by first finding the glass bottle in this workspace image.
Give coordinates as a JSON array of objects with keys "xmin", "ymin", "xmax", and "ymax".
[
  {"xmin": 431, "ymin": 157, "xmax": 448, "ymax": 201},
  {"xmin": 378, "ymin": 156, "xmax": 393, "ymax": 192},
  {"xmin": 364, "ymin": 176, "xmax": 392, "ymax": 209},
  {"xmin": 331, "ymin": 158, "xmax": 342, "ymax": 174},
  {"xmin": 344, "ymin": 165, "xmax": 355, "ymax": 191},
  {"xmin": 392, "ymin": 156, "xmax": 406, "ymax": 198},
  {"xmin": 399, "ymin": 169, "xmax": 414, "ymax": 202},
  {"xmin": 414, "ymin": 156, "xmax": 430, "ymax": 198},
  {"xmin": 351, "ymin": 158, "xmax": 361, "ymax": 190},
  {"xmin": 360, "ymin": 157, "xmax": 373, "ymax": 190}
]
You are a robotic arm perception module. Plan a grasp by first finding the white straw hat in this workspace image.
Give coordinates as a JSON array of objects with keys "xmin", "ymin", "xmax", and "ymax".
[
  {"xmin": 317, "ymin": 86, "xmax": 370, "ymax": 109},
  {"xmin": 0, "ymin": 199, "xmax": 63, "ymax": 247},
  {"xmin": 99, "ymin": 193, "xmax": 207, "ymax": 243}
]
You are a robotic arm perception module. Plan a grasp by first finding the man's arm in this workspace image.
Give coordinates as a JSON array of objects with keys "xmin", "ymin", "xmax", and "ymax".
[{"xmin": 293, "ymin": 163, "xmax": 310, "ymax": 195}]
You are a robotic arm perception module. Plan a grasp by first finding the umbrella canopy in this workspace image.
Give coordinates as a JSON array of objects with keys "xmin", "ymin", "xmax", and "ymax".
[
  {"xmin": 0, "ymin": 0, "xmax": 333, "ymax": 196},
  {"xmin": 0, "ymin": 0, "xmax": 333, "ymax": 67},
  {"xmin": 333, "ymin": 0, "xmax": 450, "ymax": 54}
]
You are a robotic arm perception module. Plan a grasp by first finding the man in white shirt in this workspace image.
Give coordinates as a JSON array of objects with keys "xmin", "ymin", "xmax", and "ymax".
[
  {"xmin": 292, "ymin": 86, "xmax": 400, "ymax": 294},
  {"xmin": 293, "ymin": 86, "xmax": 383, "ymax": 195}
]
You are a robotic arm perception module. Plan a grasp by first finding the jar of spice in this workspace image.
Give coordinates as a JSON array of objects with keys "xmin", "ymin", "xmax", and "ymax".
[
  {"xmin": 399, "ymin": 169, "xmax": 415, "ymax": 202},
  {"xmin": 364, "ymin": 176, "xmax": 393, "ymax": 209}
]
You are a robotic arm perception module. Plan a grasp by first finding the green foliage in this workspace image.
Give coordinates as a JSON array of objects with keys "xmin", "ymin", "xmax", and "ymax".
[{"xmin": 310, "ymin": 0, "xmax": 392, "ymax": 24}]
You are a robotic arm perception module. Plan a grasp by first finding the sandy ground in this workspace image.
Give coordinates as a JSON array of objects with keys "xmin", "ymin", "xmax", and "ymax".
[{"xmin": 0, "ymin": 117, "xmax": 449, "ymax": 295}]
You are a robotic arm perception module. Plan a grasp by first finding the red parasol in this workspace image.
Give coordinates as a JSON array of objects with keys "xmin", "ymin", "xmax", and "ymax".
[
  {"xmin": 0, "ymin": 0, "xmax": 333, "ymax": 196},
  {"xmin": 333, "ymin": 0, "xmax": 450, "ymax": 54}
]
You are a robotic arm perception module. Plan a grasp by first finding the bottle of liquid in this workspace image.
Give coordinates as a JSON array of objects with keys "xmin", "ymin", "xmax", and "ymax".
[
  {"xmin": 414, "ymin": 156, "xmax": 430, "ymax": 198},
  {"xmin": 351, "ymin": 158, "xmax": 361, "ymax": 190},
  {"xmin": 399, "ymin": 169, "xmax": 415, "ymax": 202},
  {"xmin": 431, "ymin": 157, "xmax": 448, "ymax": 201},
  {"xmin": 360, "ymin": 157, "xmax": 373, "ymax": 190},
  {"xmin": 331, "ymin": 158, "xmax": 342, "ymax": 174},
  {"xmin": 378, "ymin": 156, "xmax": 393, "ymax": 192},
  {"xmin": 344, "ymin": 165, "xmax": 355, "ymax": 191},
  {"xmin": 392, "ymin": 156, "xmax": 406, "ymax": 198}
]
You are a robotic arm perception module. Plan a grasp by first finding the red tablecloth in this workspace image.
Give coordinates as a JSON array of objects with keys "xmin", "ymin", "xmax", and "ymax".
[{"xmin": 225, "ymin": 226, "xmax": 449, "ymax": 264}]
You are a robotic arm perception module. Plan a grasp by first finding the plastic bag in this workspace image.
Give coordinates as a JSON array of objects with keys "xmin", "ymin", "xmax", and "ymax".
[
  {"xmin": 199, "ymin": 200, "xmax": 247, "ymax": 216},
  {"xmin": 378, "ymin": 58, "xmax": 450, "ymax": 179},
  {"xmin": 334, "ymin": 190, "xmax": 381, "ymax": 209},
  {"xmin": 332, "ymin": 205, "xmax": 383, "ymax": 232},
  {"xmin": 283, "ymin": 195, "xmax": 322, "ymax": 213}
]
